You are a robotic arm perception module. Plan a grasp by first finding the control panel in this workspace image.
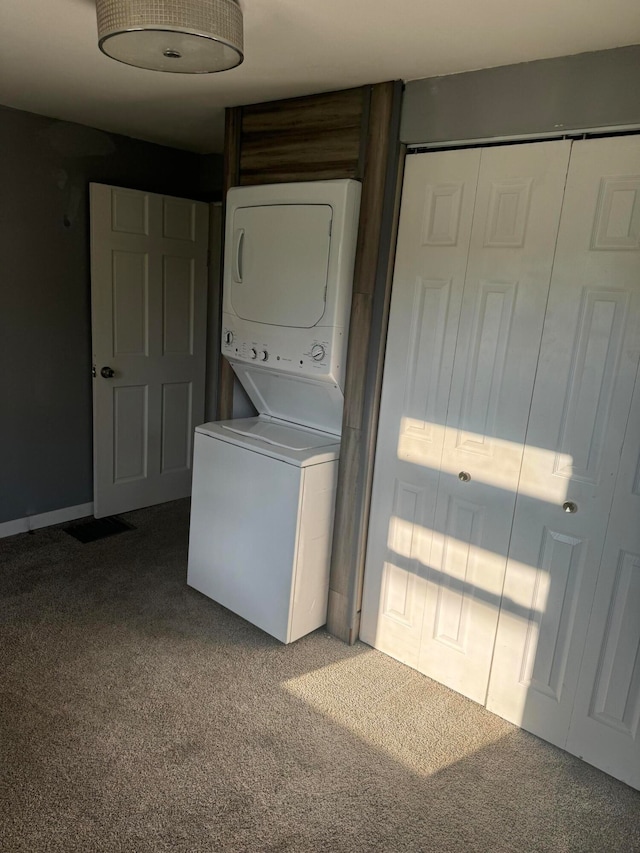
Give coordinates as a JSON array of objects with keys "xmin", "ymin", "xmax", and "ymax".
[{"xmin": 222, "ymin": 318, "xmax": 345, "ymax": 385}]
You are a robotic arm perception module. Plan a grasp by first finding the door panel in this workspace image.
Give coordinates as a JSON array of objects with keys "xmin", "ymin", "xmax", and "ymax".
[
  {"xmin": 112, "ymin": 188, "xmax": 148, "ymax": 234},
  {"xmin": 162, "ymin": 256, "xmax": 195, "ymax": 355},
  {"xmin": 486, "ymin": 136, "xmax": 640, "ymax": 763},
  {"xmin": 417, "ymin": 141, "xmax": 571, "ymax": 704},
  {"xmin": 91, "ymin": 183, "xmax": 209, "ymax": 518},
  {"xmin": 163, "ymin": 197, "xmax": 198, "ymax": 241},
  {"xmin": 555, "ymin": 289, "xmax": 629, "ymax": 484},
  {"xmin": 430, "ymin": 493, "xmax": 486, "ymax": 651},
  {"xmin": 112, "ymin": 251, "xmax": 148, "ymax": 355},
  {"xmin": 361, "ymin": 141, "xmax": 572, "ymax": 705},
  {"xmin": 161, "ymin": 382, "xmax": 193, "ymax": 473},
  {"xmin": 113, "ymin": 385, "xmax": 148, "ymax": 482},
  {"xmin": 520, "ymin": 527, "xmax": 586, "ymax": 700},
  {"xmin": 360, "ymin": 148, "xmax": 481, "ymax": 665},
  {"xmin": 565, "ymin": 322, "xmax": 640, "ymax": 790}
]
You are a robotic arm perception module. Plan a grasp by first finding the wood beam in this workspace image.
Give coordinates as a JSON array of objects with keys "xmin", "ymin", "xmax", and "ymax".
[
  {"xmin": 216, "ymin": 106, "xmax": 242, "ymax": 422},
  {"xmin": 326, "ymin": 81, "xmax": 404, "ymax": 643}
]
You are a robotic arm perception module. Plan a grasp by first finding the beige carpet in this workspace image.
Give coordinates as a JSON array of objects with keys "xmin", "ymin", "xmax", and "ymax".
[{"xmin": 1, "ymin": 499, "xmax": 638, "ymax": 853}]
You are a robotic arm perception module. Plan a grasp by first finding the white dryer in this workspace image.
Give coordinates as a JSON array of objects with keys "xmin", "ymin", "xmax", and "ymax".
[{"xmin": 187, "ymin": 180, "xmax": 361, "ymax": 643}]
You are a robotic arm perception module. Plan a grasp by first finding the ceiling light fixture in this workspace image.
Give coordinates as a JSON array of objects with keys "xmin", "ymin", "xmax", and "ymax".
[{"xmin": 96, "ymin": 0, "xmax": 244, "ymax": 74}]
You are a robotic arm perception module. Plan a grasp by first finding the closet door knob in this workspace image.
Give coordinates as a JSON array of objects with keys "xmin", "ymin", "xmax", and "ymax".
[
  {"xmin": 562, "ymin": 501, "xmax": 578, "ymax": 514},
  {"xmin": 100, "ymin": 366, "xmax": 115, "ymax": 379},
  {"xmin": 458, "ymin": 471, "xmax": 471, "ymax": 482}
]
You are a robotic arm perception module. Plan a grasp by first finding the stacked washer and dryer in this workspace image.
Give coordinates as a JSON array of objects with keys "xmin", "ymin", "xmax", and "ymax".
[{"xmin": 187, "ymin": 180, "xmax": 361, "ymax": 643}]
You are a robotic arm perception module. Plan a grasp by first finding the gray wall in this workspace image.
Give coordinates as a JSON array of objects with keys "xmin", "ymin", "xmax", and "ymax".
[
  {"xmin": 0, "ymin": 106, "xmax": 223, "ymax": 524},
  {"xmin": 402, "ymin": 45, "xmax": 640, "ymax": 144}
]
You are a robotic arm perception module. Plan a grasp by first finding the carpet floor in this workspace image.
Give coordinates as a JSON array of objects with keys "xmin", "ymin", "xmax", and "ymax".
[{"xmin": 1, "ymin": 499, "xmax": 638, "ymax": 853}]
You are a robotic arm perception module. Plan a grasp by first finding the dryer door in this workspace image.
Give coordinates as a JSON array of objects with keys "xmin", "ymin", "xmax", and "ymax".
[{"xmin": 229, "ymin": 204, "xmax": 332, "ymax": 327}]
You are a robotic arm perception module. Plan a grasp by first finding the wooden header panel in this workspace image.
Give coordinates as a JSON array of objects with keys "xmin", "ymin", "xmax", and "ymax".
[{"xmin": 239, "ymin": 88, "xmax": 367, "ymax": 185}]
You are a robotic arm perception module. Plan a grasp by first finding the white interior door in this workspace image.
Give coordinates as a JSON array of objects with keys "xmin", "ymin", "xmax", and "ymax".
[
  {"xmin": 486, "ymin": 136, "xmax": 640, "ymax": 778},
  {"xmin": 361, "ymin": 140, "xmax": 571, "ymax": 703},
  {"xmin": 90, "ymin": 183, "xmax": 209, "ymax": 518}
]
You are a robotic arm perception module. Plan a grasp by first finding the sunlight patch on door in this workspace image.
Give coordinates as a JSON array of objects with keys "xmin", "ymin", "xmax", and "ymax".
[{"xmin": 397, "ymin": 417, "xmax": 572, "ymax": 504}]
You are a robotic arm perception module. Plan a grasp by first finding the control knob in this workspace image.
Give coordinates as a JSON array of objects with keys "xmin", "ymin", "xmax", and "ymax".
[
  {"xmin": 223, "ymin": 330, "xmax": 234, "ymax": 345},
  {"xmin": 259, "ymin": 350, "xmax": 269, "ymax": 362},
  {"xmin": 250, "ymin": 348, "xmax": 257, "ymax": 360},
  {"xmin": 310, "ymin": 343, "xmax": 326, "ymax": 362}
]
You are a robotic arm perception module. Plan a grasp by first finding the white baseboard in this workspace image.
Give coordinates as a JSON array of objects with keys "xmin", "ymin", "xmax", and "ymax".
[{"xmin": 0, "ymin": 502, "xmax": 94, "ymax": 539}]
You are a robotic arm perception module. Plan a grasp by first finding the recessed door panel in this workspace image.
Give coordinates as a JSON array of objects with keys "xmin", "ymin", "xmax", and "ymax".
[
  {"xmin": 399, "ymin": 276, "xmax": 452, "ymax": 459},
  {"xmin": 483, "ymin": 178, "xmax": 533, "ymax": 247},
  {"xmin": 422, "ymin": 182, "xmax": 464, "ymax": 245},
  {"xmin": 554, "ymin": 289, "xmax": 629, "ymax": 485},
  {"xmin": 432, "ymin": 495, "xmax": 485, "ymax": 652},
  {"xmin": 161, "ymin": 382, "xmax": 192, "ymax": 473},
  {"xmin": 591, "ymin": 176, "xmax": 640, "ymax": 250},
  {"xmin": 455, "ymin": 279, "xmax": 517, "ymax": 452},
  {"xmin": 163, "ymin": 255, "xmax": 195, "ymax": 355},
  {"xmin": 588, "ymin": 549, "xmax": 640, "ymax": 734},
  {"xmin": 163, "ymin": 198, "xmax": 196, "ymax": 241},
  {"xmin": 111, "ymin": 188, "xmax": 149, "ymax": 235},
  {"xmin": 113, "ymin": 385, "xmax": 148, "ymax": 483},
  {"xmin": 380, "ymin": 480, "xmax": 428, "ymax": 660},
  {"xmin": 112, "ymin": 251, "xmax": 148, "ymax": 356},
  {"xmin": 523, "ymin": 527, "xmax": 585, "ymax": 702}
]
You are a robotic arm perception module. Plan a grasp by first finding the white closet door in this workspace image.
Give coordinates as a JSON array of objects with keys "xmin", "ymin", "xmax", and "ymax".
[
  {"xmin": 487, "ymin": 136, "xmax": 640, "ymax": 754},
  {"xmin": 417, "ymin": 141, "xmax": 571, "ymax": 703},
  {"xmin": 361, "ymin": 141, "xmax": 571, "ymax": 704},
  {"xmin": 566, "ymin": 363, "xmax": 640, "ymax": 790},
  {"xmin": 360, "ymin": 148, "xmax": 481, "ymax": 668}
]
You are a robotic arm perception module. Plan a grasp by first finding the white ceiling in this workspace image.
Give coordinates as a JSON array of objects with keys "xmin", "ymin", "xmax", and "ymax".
[{"xmin": 1, "ymin": 0, "xmax": 639, "ymax": 153}]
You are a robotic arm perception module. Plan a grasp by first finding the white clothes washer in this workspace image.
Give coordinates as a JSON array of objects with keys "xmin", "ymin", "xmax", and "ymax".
[{"xmin": 187, "ymin": 416, "xmax": 340, "ymax": 643}]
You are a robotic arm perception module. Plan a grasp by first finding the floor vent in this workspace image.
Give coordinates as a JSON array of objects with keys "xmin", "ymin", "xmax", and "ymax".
[{"xmin": 65, "ymin": 516, "xmax": 134, "ymax": 543}]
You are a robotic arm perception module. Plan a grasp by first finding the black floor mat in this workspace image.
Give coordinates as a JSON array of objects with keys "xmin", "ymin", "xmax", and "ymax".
[{"xmin": 65, "ymin": 516, "xmax": 134, "ymax": 543}]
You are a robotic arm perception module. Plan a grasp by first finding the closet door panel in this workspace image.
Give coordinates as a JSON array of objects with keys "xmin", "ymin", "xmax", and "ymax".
[
  {"xmin": 566, "ymin": 372, "xmax": 640, "ymax": 790},
  {"xmin": 418, "ymin": 141, "xmax": 572, "ymax": 703},
  {"xmin": 565, "ymin": 141, "xmax": 640, "ymax": 790},
  {"xmin": 487, "ymin": 136, "xmax": 640, "ymax": 756},
  {"xmin": 360, "ymin": 149, "xmax": 481, "ymax": 665}
]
